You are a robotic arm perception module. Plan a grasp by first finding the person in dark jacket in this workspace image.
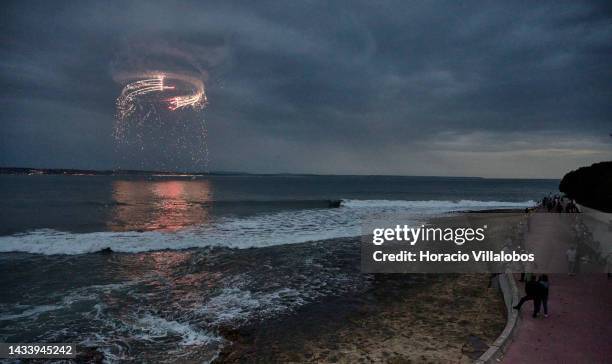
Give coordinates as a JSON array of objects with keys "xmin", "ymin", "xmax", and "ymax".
[
  {"xmin": 513, "ymin": 275, "xmax": 540, "ymax": 317},
  {"xmin": 537, "ymin": 275, "xmax": 549, "ymax": 317}
]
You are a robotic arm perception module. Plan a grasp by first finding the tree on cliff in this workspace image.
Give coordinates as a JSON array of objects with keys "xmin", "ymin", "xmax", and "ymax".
[{"xmin": 559, "ymin": 161, "xmax": 612, "ymax": 212}]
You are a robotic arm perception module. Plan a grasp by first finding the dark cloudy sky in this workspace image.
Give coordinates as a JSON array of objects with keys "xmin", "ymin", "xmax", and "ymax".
[{"xmin": 1, "ymin": 1, "xmax": 611, "ymax": 178}]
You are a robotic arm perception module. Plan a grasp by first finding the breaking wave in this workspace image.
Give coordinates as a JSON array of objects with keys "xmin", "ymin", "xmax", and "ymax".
[{"xmin": 0, "ymin": 199, "xmax": 534, "ymax": 255}]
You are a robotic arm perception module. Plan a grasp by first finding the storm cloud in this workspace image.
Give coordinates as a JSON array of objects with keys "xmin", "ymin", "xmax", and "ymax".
[{"xmin": 1, "ymin": 0, "xmax": 611, "ymax": 177}]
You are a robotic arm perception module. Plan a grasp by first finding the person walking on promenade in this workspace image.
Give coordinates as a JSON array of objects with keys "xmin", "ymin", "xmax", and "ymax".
[
  {"xmin": 566, "ymin": 245, "xmax": 577, "ymax": 275},
  {"xmin": 513, "ymin": 275, "xmax": 540, "ymax": 317},
  {"xmin": 537, "ymin": 275, "xmax": 549, "ymax": 318}
]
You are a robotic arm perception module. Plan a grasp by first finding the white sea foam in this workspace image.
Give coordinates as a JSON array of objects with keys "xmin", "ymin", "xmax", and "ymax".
[
  {"xmin": 134, "ymin": 314, "xmax": 220, "ymax": 346},
  {"xmin": 0, "ymin": 199, "xmax": 535, "ymax": 255},
  {"xmin": 78, "ymin": 312, "xmax": 223, "ymax": 362},
  {"xmin": 0, "ymin": 283, "xmax": 137, "ymax": 323},
  {"xmin": 198, "ymin": 287, "xmax": 305, "ymax": 326},
  {"xmin": 0, "ymin": 304, "xmax": 62, "ymax": 321},
  {"xmin": 342, "ymin": 199, "xmax": 535, "ymax": 209}
]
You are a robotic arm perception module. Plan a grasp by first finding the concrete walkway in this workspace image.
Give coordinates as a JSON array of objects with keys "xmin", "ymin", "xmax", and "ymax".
[{"xmin": 502, "ymin": 213, "xmax": 612, "ymax": 363}]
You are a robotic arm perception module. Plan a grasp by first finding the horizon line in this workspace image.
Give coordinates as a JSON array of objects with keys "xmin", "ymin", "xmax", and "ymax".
[{"xmin": 0, "ymin": 166, "xmax": 560, "ymax": 180}]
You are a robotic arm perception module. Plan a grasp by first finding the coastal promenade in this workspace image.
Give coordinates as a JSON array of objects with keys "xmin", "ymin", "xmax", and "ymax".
[{"xmin": 502, "ymin": 212, "xmax": 612, "ymax": 363}]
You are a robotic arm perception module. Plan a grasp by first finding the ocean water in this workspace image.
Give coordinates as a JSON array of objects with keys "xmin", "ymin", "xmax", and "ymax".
[{"xmin": 0, "ymin": 175, "xmax": 557, "ymax": 362}]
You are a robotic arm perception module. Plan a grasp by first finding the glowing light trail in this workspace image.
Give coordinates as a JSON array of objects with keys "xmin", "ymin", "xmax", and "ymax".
[
  {"xmin": 116, "ymin": 75, "xmax": 175, "ymax": 121},
  {"xmin": 116, "ymin": 73, "xmax": 206, "ymax": 120},
  {"xmin": 167, "ymin": 90, "xmax": 206, "ymax": 111}
]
